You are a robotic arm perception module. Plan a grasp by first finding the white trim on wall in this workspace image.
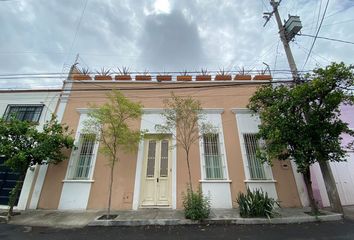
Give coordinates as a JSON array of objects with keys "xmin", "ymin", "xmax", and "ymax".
[
  {"xmin": 198, "ymin": 110, "xmax": 232, "ymax": 208},
  {"xmin": 234, "ymin": 110, "xmax": 278, "ymax": 200},
  {"xmin": 58, "ymin": 110, "xmax": 99, "ymax": 210},
  {"xmin": 132, "ymin": 110, "xmax": 177, "ymax": 210}
]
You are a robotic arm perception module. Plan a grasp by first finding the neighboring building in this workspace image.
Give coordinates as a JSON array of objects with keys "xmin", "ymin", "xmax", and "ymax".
[
  {"xmin": 36, "ymin": 69, "xmax": 302, "ymax": 211},
  {"xmin": 0, "ymin": 90, "xmax": 62, "ymax": 210},
  {"xmin": 310, "ymin": 104, "xmax": 354, "ymax": 207}
]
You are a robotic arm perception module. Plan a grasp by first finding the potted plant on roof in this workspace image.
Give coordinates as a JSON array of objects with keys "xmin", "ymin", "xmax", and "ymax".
[
  {"xmin": 253, "ymin": 68, "xmax": 272, "ymax": 80},
  {"xmin": 135, "ymin": 69, "xmax": 151, "ymax": 81},
  {"xmin": 215, "ymin": 67, "xmax": 232, "ymax": 81},
  {"xmin": 196, "ymin": 68, "xmax": 211, "ymax": 81},
  {"xmin": 234, "ymin": 67, "xmax": 252, "ymax": 80},
  {"xmin": 115, "ymin": 66, "xmax": 132, "ymax": 81},
  {"xmin": 177, "ymin": 70, "xmax": 192, "ymax": 81},
  {"xmin": 95, "ymin": 67, "xmax": 112, "ymax": 81},
  {"xmin": 156, "ymin": 70, "xmax": 172, "ymax": 82},
  {"xmin": 72, "ymin": 67, "xmax": 92, "ymax": 81}
]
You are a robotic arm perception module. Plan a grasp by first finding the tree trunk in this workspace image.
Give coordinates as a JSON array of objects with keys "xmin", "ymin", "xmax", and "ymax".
[
  {"xmin": 186, "ymin": 151, "xmax": 193, "ymax": 192},
  {"xmin": 303, "ymin": 168, "xmax": 319, "ymax": 214},
  {"xmin": 318, "ymin": 161, "xmax": 343, "ymax": 213},
  {"xmin": 107, "ymin": 161, "xmax": 115, "ymax": 218},
  {"xmin": 7, "ymin": 173, "xmax": 25, "ymax": 220}
]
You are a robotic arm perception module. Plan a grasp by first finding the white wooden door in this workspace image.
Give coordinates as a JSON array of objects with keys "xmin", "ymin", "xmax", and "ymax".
[{"xmin": 140, "ymin": 138, "xmax": 171, "ymax": 207}]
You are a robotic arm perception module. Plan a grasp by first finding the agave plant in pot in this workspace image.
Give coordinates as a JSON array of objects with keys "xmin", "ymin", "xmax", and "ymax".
[
  {"xmin": 72, "ymin": 67, "xmax": 92, "ymax": 80},
  {"xmin": 177, "ymin": 70, "xmax": 192, "ymax": 81},
  {"xmin": 234, "ymin": 67, "xmax": 252, "ymax": 80},
  {"xmin": 95, "ymin": 67, "xmax": 112, "ymax": 80},
  {"xmin": 215, "ymin": 68, "xmax": 232, "ymax": 81},
  {"xmin": 135, "ymin": 69, "xmax": 151, "ymax": 81},
  {"xmin": 115, "ymin": 66, "xmax": 132, "ymax": 81},
  {"xmin": 253, "ymin": 68, "xmax": 272, "ymax": 80},
  {"xmin": 196, "ymin": 68, "xmax": 211, "ymax": 81},
  {"xmin": 156, "ymin": 71, "xmax": 172, "ymax": 82}
]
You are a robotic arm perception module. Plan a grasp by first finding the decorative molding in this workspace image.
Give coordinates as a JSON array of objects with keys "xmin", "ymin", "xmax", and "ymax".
[
  {"xmin": 142, "ymin": 108, "xmax": 164, "ymax": 114},
  {"xmin": 244, "ymin": 179, "xmax": 277, "ymax": 183},
  {"xmin": 199, "ymin": 180, "xmax": 232, "ymax": 183},
  {"xmin": 62, "ymin": 180, "xmax": 95, "ymax": 183},
  {"xmin": 231, "ymin": 108, "xmax": 253, "ymax": 114},
  {"xmin": 202, "ymin": 108, "xmax": 224, "ymax": 114},
  {"xmin": 76, "ymin": 108, "xmax": 92, "ymax": 114}
]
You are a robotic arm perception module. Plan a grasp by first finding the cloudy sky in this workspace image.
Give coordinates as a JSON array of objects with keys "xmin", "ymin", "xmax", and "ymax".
[{"xmin": 0, "ymin": 0, "xmax": 353, "ymax": 89}]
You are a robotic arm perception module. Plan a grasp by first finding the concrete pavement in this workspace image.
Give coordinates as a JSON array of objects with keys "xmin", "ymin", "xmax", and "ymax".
[{"xmin": 3, "ymin": 207, "xmax": 343, "ymax": 228}]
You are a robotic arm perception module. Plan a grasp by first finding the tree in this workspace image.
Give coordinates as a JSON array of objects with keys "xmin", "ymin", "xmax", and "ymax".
[
  {"xmin": 156, "ymin": 93, "xmax": 214, "ymax": 191},
  {"xmin": 0, "ymin": 115, "xmax": 74, "ymax": 219},
  {"xmin": 83, "ymin": 90, "xmax": 145, "ymax": 218},
  {"xmin": 248, "ymin": 62, "xmax": 354, "ymax": 214}
]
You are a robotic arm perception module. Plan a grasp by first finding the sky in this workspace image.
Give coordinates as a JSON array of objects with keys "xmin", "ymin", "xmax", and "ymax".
[{"xmin": 0, "ymin": 0, "xmax": 353, "ymax": 89}]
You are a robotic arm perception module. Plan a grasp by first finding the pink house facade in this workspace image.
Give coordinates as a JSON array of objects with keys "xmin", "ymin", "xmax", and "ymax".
[{"xmin": 311, "ymin": 104, "xmax": 354, "ymax": 207}]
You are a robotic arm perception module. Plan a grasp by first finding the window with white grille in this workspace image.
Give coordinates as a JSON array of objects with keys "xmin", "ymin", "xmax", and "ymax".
[
  {"xmin": 69, "ymin": 134, "xmax": 96, "ymax": 180},
  {"xmin": 243, "ymin": 133, "xmax": 267, "ymax": 180},
  {"xmin": 203, "ymin": 133, "xmax": 224, "ymax": 180}
]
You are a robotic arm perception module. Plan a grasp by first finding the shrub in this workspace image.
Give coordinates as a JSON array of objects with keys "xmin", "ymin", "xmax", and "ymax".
[
  {"xmin": 183, "ymin": 186, "xmax": 211, "ymax": 220},
  {"xmin": 237, "ymin": 188, "xmax": 279, "ymax": 218}
]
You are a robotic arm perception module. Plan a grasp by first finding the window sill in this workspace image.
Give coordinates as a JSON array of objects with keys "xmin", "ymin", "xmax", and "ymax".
[
  {"xmin": 244, "ymin": 179, "xmax": 277, "ymax": 183},
  {"xmin": 62, "ymin": 179, "xmax": 95, "ymax": 183},
  {"xmin": 199, "ymin": 180, "xmax": 232, "ymax": 183}
]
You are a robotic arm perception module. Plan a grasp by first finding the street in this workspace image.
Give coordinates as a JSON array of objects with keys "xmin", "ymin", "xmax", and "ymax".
[{"xmin": 1, "ymin": 220, "xmax": 354, "ymax": 240}]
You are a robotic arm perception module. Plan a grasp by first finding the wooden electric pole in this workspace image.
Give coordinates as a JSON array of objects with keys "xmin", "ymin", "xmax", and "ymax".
[{"xmin": 263, "ymin": 0, "xmax": 343, "ymax": 213}]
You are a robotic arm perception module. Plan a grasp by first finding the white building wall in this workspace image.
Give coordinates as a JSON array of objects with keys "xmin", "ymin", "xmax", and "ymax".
[{"xmin": 0, "ymin": 91, "xmax": 61, "ymax": 210}]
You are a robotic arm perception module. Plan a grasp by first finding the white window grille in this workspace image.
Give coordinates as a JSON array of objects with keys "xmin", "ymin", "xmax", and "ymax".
[
  {"xmin": 203, "ymin": 133, "xmax": 225, "ymax": 180},
  {"xmin": 243, "ymin": 133, "xmax": 267, "ymax": 180},
  {"xmin": 68, "ymin": 134, "xmax": 96, "ymax": 180}
]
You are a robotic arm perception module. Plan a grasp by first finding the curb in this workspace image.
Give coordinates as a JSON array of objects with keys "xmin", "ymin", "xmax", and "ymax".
[
  {"xmin": 88, "ymin": 213, "xmax": 343, "ymax": 227},
  {"xmin": 0, "ymin": 216, "xmax": 8, "ymax": 224}
]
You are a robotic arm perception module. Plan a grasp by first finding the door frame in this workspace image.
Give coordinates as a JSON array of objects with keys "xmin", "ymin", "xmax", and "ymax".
[
  {"xmin": 139, "ymin": 137, "xmax": 172, "ymax": 207},
  {"xmin": 132, "ymin": 134, "xmax": 176, "ymax": 210}
]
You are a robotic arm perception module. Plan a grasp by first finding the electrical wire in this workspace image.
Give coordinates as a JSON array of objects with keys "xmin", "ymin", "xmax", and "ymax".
[
  {"xmin": 298, "ymin": 33, "xmax": 354, "ymax": 45},
  {"xmin": 302, "ymin": 0, "xmax": 330, "ymax": 70}
]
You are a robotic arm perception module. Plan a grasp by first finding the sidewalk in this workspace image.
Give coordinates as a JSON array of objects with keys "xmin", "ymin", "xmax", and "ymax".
[{"xmin": 2, "ymin": 208, "xmax": 343, "ymax": 228}]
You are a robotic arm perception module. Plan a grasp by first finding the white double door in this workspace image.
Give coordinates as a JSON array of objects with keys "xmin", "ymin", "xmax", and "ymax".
[{"xmin": 140, "ymin": 138, "xmax": 172, "ymax": 207}]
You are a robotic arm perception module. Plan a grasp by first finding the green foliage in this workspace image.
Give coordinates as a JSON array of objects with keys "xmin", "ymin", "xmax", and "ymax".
[
  {"xmin": 248, "ymin": 62, "xmax": 354, "ymax": 173},
  {"xmin": 0, "ymin": 115, "xmax": 74, "ymax": 173},
  {"xmin": 0, "ymin": 115, "xmax": 74, "ymax": 216},
  {"xmin": 84, "ymin": 90, "xmax": 145, "ymax": 164},
  {"xmin": 83, "ymin": 90, "xmax": 145, "ymax": 217},
  {"xmin": 237, "ymin": 188, "xmax": 279, "ymax": 218},
  {"xmin": 183, "ymin": 186, "xmax": 211, "ymax": 221},
  {"xmin": 156, "ymin": 92, "xmax": 215, "ymax": 190}
]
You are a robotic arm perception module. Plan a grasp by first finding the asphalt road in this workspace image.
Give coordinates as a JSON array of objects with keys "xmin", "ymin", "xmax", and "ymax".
[{"xmin": 1, "ymin": 220, "xmax": 354, "ymax": 240}]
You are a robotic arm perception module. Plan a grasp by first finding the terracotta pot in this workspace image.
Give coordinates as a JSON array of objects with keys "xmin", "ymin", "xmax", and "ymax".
[
  {"xmin": 156, "ymin": 75, "xmax": 172, "ymax": 82},
  {"xmin": 253, "ymin": 74, "xmax": 272, "ymax": 80},
  {"xmin": 94, "ymin": 75, "xmax": 112, "ymax": 81},
  {"xmin": 72, "ymin": 74, "xmax": 92, "ymax": 81},
  {"xmin": 135, "ymin": 75, "xmax": 151, "ymax": 81},
  {"xmin": 177, "ymin": 75, "xmax": 192, "ymax": 81},
  {"xmin": 215, "ymin": 75, "xmax": 232, "ymax": 81},
  {"xmin": 115, "ymin": 75, "xmax": 132, "ymax": 81},
  {"xmin": 196, "ymin": 75, "xmax": 211, "ymax": 81},
  {"xmin": 234, "ymin": 74, "xmax": 252, "ymax": 81}
]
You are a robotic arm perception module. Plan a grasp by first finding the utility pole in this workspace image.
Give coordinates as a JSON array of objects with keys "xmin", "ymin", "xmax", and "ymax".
[
  {"xmin": 264, "ymin": 0, "xmax": 300, "ymax": 83},
  {"xmin": 263, "ymin": 0, "xmax": 343, "ymax": 214}
]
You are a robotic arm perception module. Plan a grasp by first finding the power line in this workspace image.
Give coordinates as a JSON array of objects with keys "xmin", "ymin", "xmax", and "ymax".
[
  {"xmin": 302, "ymin": 0, "xmax": 330, "ymax": 70},
  {"xmin": 0, "ymin": 69, "xmax": 313, "ymax": 77},
  {"xmin": 0, "ymin": 79, "xmax": 296, "ymax": 91},
  {"xmin": 62, "ymin": 0, "xmax": 88, "ymax": 73},
  {"xmin": 298, "ymin": 33, "xmax": 354, "ymax": 45}
]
